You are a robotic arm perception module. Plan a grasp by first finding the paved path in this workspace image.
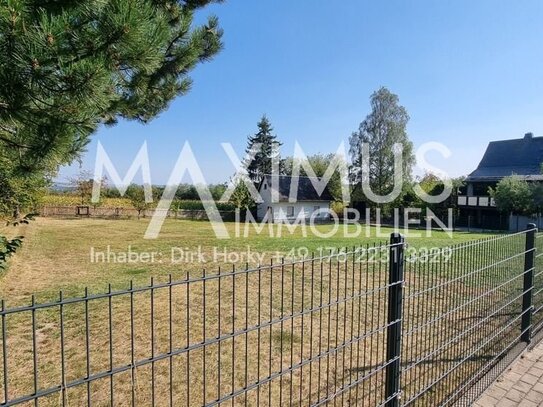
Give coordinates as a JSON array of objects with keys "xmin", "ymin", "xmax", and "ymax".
[{"xmin": 474, "ymin": 340, "xmax": 543, "ymax": 406}]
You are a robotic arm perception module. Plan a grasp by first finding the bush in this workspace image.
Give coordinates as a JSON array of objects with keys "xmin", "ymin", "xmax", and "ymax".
[
  {"xmin": 330, "ymin": 201, "xmax": 346, "ymax": 217},
  {"xmin": 42, "ymin": 195, "xmax": 133, "ymax": 208},
  {"xmin": 42, "ymin": 195, "xmax": 238, "ymax": 212},
  {"xmin": 173, "ymin": 200, "xmax": 236, "ymax": 212}
]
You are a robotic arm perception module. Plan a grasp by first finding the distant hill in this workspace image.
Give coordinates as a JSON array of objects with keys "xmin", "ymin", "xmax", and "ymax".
[{"xmin": 49, "ymin": 182, "xmax": 76, "ymax": 193}]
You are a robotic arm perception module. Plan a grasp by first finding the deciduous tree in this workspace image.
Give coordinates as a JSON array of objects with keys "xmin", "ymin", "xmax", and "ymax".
[
  {"xmin": 281, "ymin": 153, "xmax": 347, "ymax": 202},
  {"xmin": 349, "ymin": 87, "xmax": 415, "ymax": 211},
  {"xmin": 229, "ymin": 181, "xmax": 255, "ymax": 209},
  {"xmin": 126, "ymin": 184, "xmax": 152, "ymax": 219},
  {"xmin": 489, "ymin": 176, "xmax": 534, "ymax": 215},
  {"xmin": 68, "ymin": 170, "xmax": 106, "ymax": 206}
]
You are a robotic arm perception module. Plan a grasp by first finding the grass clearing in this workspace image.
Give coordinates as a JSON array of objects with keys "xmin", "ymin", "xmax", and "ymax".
[{"xmin": 0, "ymin": 217, "xmax": 493, "ymax": 306}]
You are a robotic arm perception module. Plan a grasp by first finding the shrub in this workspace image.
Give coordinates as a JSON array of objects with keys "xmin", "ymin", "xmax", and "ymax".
[
  {"xmin": 42, "ymin": 195, "xmax": 237, "ymax": 212},
  {"xmin": 330, "ymin": 201, "xmax": 346, "ymax": 217},
  {"xmin": 173, "ymin": 200, "xmax": 236, "ymax": 212}
]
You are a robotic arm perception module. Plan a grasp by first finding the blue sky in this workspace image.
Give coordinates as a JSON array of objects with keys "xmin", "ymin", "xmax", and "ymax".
[{"xmin": 58, "ymin": 0, "xmax": 543, "ymax": 185}]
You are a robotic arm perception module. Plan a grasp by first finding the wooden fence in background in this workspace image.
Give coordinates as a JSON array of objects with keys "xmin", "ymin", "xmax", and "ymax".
[{"xmin": 38, "ymin": 206, "xmax": 238, "ymax": 221}]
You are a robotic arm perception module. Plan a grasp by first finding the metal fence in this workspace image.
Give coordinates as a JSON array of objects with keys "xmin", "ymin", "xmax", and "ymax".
[
  {"xmin": 401, "ymin": 228, "xmax": 533, "ymax": 406},
  {"xmin": 532, "ymin": 230, "xmax": 543, "ymax": 335},
  {"xmin": 0, "ymin": 226, "xmax": 541, "ymax": 406}
]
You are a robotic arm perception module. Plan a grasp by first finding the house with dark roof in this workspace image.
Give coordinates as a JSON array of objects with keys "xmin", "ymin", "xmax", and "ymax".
[
  {"xmin": 256, "ymin": 175, "xmax": 333, "ymax": 222},
  {"xmin": 457, "ymin": 133, "xmax": 543, "ymax": 230}
]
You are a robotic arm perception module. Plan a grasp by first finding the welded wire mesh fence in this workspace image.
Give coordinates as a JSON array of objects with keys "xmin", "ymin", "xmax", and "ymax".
[
  {"xmin": 0, "ymin": 243, "xmax": 402, "ymax": 407},
  {"xmin": 0, "ymin": 227, "xmax": 540, "ymax": 406},
  {"xmin": 532, "ymin": 232, "xmax": 543, "ymax": 336},
  {"xmin": 401, "ymin": 231, "xmax": 531, "ymax": 406}
]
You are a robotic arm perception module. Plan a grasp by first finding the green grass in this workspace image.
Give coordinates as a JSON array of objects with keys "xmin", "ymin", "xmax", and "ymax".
[{"xmin": 0, "ymin": 217, "xmax": 495, "ymax": 305}]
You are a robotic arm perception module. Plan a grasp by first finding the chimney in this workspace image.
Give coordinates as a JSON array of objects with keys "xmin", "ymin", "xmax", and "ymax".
[{"xmin": 524, "ymin": 132, "xmax": 534, "ymax": 140}]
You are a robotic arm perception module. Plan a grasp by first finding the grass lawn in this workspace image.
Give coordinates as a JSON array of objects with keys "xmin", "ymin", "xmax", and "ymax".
[{"xmin": 0, "ymin": 217, "xmax": 494, "ymax": 305}]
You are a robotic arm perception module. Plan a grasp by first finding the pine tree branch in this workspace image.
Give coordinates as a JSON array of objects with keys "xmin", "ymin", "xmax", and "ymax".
[{"xmin": 0, "ymin": 134, "xmax": 29, "ymax": 150}]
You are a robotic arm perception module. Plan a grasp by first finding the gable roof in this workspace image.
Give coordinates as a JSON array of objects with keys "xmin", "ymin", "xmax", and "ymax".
[
  {"xmin": 467, "ymin": 134, "xmax": 543, "ymax": 182},
  {"xmin": 260, "ymin": 175, "xmax": 334, "ymax": 202}
]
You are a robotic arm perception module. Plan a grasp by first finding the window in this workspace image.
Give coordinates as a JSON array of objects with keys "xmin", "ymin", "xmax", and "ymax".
[
  {"xmin": 263, "ymin": 183, "xmax": 267, "ymax": 190},
  {"xmin": 313, "ymin": 206, "xmax": 320, "ymax": 213},
  {"xmin": 287, "ymin": 206, "xmax": 294, "ymax": 217}
]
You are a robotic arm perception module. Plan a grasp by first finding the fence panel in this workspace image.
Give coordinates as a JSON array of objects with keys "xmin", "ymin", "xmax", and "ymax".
[
  {"xmin": 0, "ymin": 243, "xmax": 401, "ymax": 406},
  {"xmin": 400, "ymin": 232, "xmax": 528, "ymax": 406},
  {"xmin": 0, "ymin": 230, "xmax": 540, "ymax": 406},
  {"xmin": 532, "ymin": 232, "xmax": 543, "ymax": 335}
]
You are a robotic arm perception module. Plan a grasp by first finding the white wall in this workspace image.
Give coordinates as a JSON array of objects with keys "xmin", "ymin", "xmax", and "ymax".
[
  {"xmin": 256, "ymin": 178, "xmax": 271, "ymax": 220},
  {"xmin": 264, "ymin": 202, "xmax": 331, "ymax": 222},
  {"xmin": 256, "ymin": 178, "xmax": 332, "ymax": 222}
]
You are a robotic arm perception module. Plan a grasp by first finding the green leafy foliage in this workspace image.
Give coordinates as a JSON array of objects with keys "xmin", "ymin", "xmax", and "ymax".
[
  {"xmin": 171, "ymin": 183, "xmax": 227, "ymax": 201},
  {"xmin": 531, "ymin": 182, "xmax": 543, "ymax": 214},
  {"xmin": 0, "ymin": 160, "xmax": 47, "ymax": 219},
  {"xmin": 102, "ymin": 183, "xmax": 227, "ymax": 201},
  {"xmin": 407, "ymin": 174, "xmax": 465, "ymax": 208},
  {"xmin": 173, "ymin": 200, "xmax": 236, "ymax": 211},
  {"xmin": 0, "ymin": 0, "xmax": 224, "ymax": 174},
  {"xmin": 0, "ymin": 235, "xmax": 23, "ymax": 270},
  {"xmin": 281, "ymin": 153, "xmax": 348, "ymax": 202},
  {"xmin": 42, "ymin": 194, "xmax": 131, "ymax": 208},
  {"xmin": 228, "ymin": 181, "xmax": 255, "ymax": 209},
  {"xmin": 330, "ymin": 201, "xmax": 346, "ymax": 217},
  {"xmin": 489, "ymin": 176, "xmax": 535, "ymax": 215},
  {"xmin": 349, "ymin": 87, "xmax": 415, "ymax": 213},
  {"xmin": 126, "ymin": 184, "xmax": 152, "ymax": 218},
  {"xmin": 0, "ymin": 0, "xmax": 224, "ymax": 253},
  {"xmin": 68, "ymin": 170, "xmax": 107, "ymax": 206},
  {"xmin": 0, "ymin": 213, "xmax": 36, "ymax": 270}
]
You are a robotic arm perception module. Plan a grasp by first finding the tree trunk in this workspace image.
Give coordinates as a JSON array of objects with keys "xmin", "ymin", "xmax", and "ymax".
[{"xmin": 13, "ymin": 205, "xmax": 20, "ymax": 219}]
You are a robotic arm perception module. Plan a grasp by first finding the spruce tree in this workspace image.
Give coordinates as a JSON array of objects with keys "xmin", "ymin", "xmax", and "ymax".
[
  {"xmin": 244, "ymin": 115, "xmax": 281, "ymax": 182},
  {"xmin": 0, "ymin": 0, "xmax": 224, "ymax": 175}
]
